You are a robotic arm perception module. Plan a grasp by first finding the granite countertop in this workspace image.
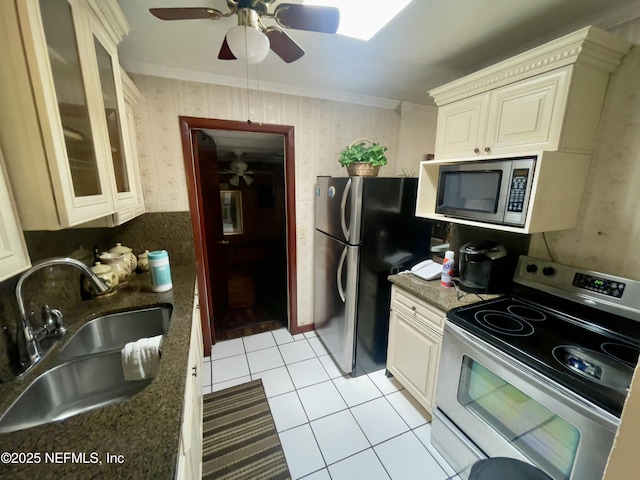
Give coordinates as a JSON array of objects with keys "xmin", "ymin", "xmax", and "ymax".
[
  {"xmin": 388, "ymin": 274, "xmax": 502, "ymax": 312},
  {"xmin": 0, "ymin": 265, "xmax": 197, "ymax": 479}
]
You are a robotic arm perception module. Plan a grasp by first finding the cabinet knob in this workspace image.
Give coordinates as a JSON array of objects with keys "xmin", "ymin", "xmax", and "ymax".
[
  {"xmin": 484, "ymin": 147, "xmax": 491, "ymax": 153},
  {"xmin": 411, "ymin": 305, "xmax": 416, "ymax": 311},
  {"xmin": 473, "ymin": 148, "xmax": 480, "ymax": 154},
  {"xmin": 192, "ymin": 365, "xmax": 197, "ymax": 377}
]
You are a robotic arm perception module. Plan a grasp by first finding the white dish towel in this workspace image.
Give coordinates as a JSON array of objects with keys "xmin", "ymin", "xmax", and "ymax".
[{"xmin": 121, "ymin": 335, "xmax": 163, "ymax": 381}]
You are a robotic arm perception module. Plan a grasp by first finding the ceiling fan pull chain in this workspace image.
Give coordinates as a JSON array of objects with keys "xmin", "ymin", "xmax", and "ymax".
[
  {"xmin": 244, "ymin": 26, "xmax": 251, "ymax": 123},
  {"xmin": 256, "ymin": 62, "xmax": 261, "ymax": 124}
]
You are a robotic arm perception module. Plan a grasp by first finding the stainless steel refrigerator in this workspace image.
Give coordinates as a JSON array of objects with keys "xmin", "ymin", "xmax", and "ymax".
[{"xmin": 314, "ymin": 176, "xmax": 432, "ymax": 376}]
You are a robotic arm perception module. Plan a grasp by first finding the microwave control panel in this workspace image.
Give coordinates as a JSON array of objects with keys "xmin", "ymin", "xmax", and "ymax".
[{"xmin": 507, "ymin": 168, "xmax": 530, "ymax": 213}]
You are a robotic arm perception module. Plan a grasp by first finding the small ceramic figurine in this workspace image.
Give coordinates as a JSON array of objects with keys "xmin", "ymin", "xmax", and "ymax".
[
  {"xmin": 98, "ymin": 252, "xmax": 131, "ymax": 284},
  {"xmin": 137, "ymin": 250, "xmax": 150, "ymax": 272},
  {"xmin": 83, "ymin": 262, "xmax": 118, "ymax": 296},
  {"xmin": 109, "ymin": 242, "xmax": 137, "ymax": 272}
]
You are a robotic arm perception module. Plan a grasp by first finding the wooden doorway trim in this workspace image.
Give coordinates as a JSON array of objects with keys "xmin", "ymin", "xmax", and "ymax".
[{"xmin": 179, "ymin": 117, "xmax": 299, "ymax": 355}]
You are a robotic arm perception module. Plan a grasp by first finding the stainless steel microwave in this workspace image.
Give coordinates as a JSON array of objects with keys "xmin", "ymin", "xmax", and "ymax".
[{"xmin": 435, "ymin": 156, "xmax": 536, "ymax": 227}]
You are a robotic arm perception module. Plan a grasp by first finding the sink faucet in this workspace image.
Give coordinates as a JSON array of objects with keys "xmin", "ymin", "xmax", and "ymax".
[{"xmin": 15, "ymin": 257, "xmax": 109, "ymax": 376}]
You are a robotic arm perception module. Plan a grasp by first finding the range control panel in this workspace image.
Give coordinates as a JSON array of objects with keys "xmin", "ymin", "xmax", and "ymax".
[
  {"xmin": 514, "ymin": 256, "xmax": 640, "ymax": 322},
  {"xmin": 573, "ymin": 273, "xmax": 625, "ymax": 298}
]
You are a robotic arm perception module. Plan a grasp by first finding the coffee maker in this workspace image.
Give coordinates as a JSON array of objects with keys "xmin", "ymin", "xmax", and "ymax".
[{"xmin": 458, "ymin": 241, "xmax": 514, "ymax": 293}]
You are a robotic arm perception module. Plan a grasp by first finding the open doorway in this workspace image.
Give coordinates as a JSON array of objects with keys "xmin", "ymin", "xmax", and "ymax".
[{"xmin": 179, "ymin": 117, "xmax": 298, "ymax": 356}]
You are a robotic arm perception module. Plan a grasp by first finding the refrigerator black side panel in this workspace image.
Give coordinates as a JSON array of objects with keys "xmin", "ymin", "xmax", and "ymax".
[{"xmin": 354, "ymin": 178, "xmax": 432, "ymax": 376}]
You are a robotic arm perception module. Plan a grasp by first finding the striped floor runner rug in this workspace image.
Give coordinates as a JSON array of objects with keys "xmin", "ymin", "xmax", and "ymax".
[{"xmin": 202, "ymin": 379, "xmax": 291, "ymax": 480}]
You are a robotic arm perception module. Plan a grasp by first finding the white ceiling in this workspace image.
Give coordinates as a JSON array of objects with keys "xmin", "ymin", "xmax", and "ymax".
[
  {"xmin": 204, "ymin": 129, "xmax": 284, "ymax": 161},
  {"xmin": 117, "ymin": 0, "xmax": 640, "ymax": 108}
]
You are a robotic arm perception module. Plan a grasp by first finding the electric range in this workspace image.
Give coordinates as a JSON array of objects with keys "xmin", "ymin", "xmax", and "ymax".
[{"xmin": 432, "ymin": 255, "xmax": 640, "ymax": 480}]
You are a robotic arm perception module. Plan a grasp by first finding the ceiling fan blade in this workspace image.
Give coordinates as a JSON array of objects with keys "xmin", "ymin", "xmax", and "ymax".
[
  {"xmin": 149, "ymin": 7, "xmax": 223, "ymax": 21},
  {"xmin": 264, "ymin": 27, "xmax": 304, "ymax": 63},
  {"xmin": 218, "ymin": 36, "xmax": 237, "ymax": 60},
  {"xmin": 273, "ymin": 4, "xmax": 340, "ymax": 33}
]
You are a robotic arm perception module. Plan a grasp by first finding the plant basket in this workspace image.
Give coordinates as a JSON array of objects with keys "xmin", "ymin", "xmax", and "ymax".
[
  {"xmin": 340, "ymin": 138, "xmax": 386, "ymax": 177},
  {"xmin": 347, "ymin": 162, "xmax": 380, "ymax": 177}
]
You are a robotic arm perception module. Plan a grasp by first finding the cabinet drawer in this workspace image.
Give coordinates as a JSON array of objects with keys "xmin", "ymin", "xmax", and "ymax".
[{"xmin": 391, "ymin": 286, "xmax": 445, "ymax": 331}]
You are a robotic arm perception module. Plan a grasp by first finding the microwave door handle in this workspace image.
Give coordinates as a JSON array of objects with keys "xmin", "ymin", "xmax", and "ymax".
[
  {"xmin": 340, "ymin": 178, "xmax": 352, "ymax": 240},
  {"xmin": 336, "ymin": 246, "xmax": 348, "ymax": 302}
]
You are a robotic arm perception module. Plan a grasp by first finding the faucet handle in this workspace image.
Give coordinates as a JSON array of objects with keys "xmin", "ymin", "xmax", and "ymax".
[{"xmin": 41, "ymin": 305, "xmax": 66, "ymax": 336}]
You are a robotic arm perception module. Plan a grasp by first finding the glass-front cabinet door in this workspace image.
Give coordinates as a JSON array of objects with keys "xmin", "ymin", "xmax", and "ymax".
[
  {"xmin": 34, "ymin": 0, "xmax": 114, "ymax": 223},
  {"xmin": 0, "ymin": 0, "xmax": 132, "ymax": 230},
  {"xmin": 90, "ymin": 17, "xmax": 137, "ymax": 211}
]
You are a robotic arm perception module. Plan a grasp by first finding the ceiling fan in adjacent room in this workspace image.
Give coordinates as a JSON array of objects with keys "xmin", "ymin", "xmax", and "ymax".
[
  {"xmin": 149, "ymin": 0, "xmax": 340, "ymax": 63},
  {"xmin": 221, "ymin": 152, "xmax": 273, "ymax": 186}
]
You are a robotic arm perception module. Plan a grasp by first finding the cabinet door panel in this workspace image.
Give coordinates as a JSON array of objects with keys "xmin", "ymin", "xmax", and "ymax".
[
  {"xmin": 486, "ymin": 67, "xmax": 570, "ymax": 153},
  {"xmin": 435, "ymin": 95, "xmax": 489, "ymax": 159},
  {"xmin": 387, "ymin": 307, "xmax": 441, "ymax": 412},
  {"xmin": 90, "ymin": 17, "xmax": 137, "ymax": 211},
  {"xmin": 40, "ymin": 0, "xmax": 103, "ymax": 198},
  {"xmin": 0, "ymin": 149, "xmax": 30, "ymax": 281}
]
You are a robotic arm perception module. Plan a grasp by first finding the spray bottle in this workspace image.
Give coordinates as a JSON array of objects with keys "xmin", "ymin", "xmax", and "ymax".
[{"xmin": 441, "ymin": 250, "xmax": 455, "ymax": 288}]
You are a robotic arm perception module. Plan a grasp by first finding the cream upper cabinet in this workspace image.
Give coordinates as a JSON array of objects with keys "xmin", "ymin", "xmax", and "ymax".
[
  {"xmin": 430, "ymin": 27, "xmax": 630, "ymax": 160},
  {"xmin": 119, "ymin": 69, "xmax": 146, "ymax": 224},
  {"xmin": 0, "ymin": 148, "xmax": 31, "ymax": 282},
  {"xmin": 79, "ymin": 68, "xmax": 145, "ymax": 228},
  {"xmin": 0, "ymin": 0, "xmax": 133, "ymax": 230},
  {"xmin": 386, "ymin": 286, "xmax": 445, "ymax": 414},
  {"xmin": 435, "ymin": 68, "xmax": 570, "ymax": 158},
  {"xmin": 434, "ymin": 94, "xmax": 489, "ymax": 159}
]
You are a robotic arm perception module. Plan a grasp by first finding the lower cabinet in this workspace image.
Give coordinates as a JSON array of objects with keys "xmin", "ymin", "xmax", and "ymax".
[
  {"xmin": 386, "ymin": 285, "xmax": 445, "ymax": 414},
  {"xmin": 176, "ymin": 288, "xmax": 204, "ymax": 479}
]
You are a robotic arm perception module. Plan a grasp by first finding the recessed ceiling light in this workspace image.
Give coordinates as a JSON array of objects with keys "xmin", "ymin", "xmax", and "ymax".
[{"xmin": 304, "ymin": 0, "xmax": 412, "ymax": 41}]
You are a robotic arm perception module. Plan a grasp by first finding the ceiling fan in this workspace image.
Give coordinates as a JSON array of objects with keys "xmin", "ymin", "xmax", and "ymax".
[
  {"xmin": 149, "ymin": 1, "xmax": 340, "ymax": 63},
  {"xmin": 221, "ymin": 152, "xmax": 272, "ymax": 186}
]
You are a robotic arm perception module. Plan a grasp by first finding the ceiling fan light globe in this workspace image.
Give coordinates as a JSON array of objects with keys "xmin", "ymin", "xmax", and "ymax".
[
  {"xmin": 244, "ymin": 175, "xmax": 254, "ymax": 186},
  {"xmin": 229, "ymin": 175, "xmax": 240, "ymax": 186},
  {"xmin": 226, "ymin": 25, "xmax": 270, "ymax": 64}
]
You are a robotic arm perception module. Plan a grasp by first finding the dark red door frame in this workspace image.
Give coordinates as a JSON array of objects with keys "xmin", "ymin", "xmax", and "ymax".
[{"xmin": 179, "ymin": 117, "xmax": 300, "ymax": 355}]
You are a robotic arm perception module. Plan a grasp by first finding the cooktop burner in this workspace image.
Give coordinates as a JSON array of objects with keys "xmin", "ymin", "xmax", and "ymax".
[
  {"xmin": 474, "ymin": 310, "xmax": 534, "ymax": 336},
  {"xmin": 448, "ymin": 295, "xmax": 640, "ymax": 417},
  {"xmin": 601, "ymin": 342, "xmax": 640, "ymax": 367},
  {"xmin": 507, "ymin": 304, "xmax": 547, "ymax": 321}
]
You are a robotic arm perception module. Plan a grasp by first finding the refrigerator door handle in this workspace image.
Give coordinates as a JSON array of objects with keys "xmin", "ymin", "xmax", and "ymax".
[
  {"xmin": 340, "ymin": 178, "xmax": 352, "ymax": 240},
  {"xmin": 336, "ymin": 246, "xmax": 348, "ymax": 302}
]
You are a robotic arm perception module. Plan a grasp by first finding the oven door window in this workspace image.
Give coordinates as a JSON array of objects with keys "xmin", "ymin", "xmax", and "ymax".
[
  {"xmin": 458, "ymin": 356, "xmax": 579, "ymax": 480},
  {"xmin": 438, "ymin": 171, "xmax": 501, "ymax": 213}
]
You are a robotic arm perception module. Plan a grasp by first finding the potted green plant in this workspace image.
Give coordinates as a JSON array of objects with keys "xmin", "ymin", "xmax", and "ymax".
[{"xmin": 339, "ymin": 138, "xmax": 388, "ymax": 177}]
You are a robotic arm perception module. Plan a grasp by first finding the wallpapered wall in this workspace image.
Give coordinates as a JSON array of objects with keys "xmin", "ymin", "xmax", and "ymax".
[
  {"xmin": 528, "ymin": 43, "xmax": 640, "ymax": 280},
  {"xmin": 129, "ymin": 75, "xmax": 429, "ymax": 326}
]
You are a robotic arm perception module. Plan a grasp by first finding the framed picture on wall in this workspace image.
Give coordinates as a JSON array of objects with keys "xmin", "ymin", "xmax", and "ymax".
[{"xmin": 220, "ymin": 190, "xmax": 243, "ymax": 235}]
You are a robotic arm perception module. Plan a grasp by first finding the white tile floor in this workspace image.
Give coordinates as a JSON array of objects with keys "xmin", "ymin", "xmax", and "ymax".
[{"xmin": 204, "ymin": 328, "xmax": 459, "ymax": 480}]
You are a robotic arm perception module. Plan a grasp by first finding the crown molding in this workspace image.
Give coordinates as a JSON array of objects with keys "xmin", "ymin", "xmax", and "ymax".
[
  {"xmin": 429, "ymin": 25, "xmax": 631, "ymax": 106},
  {"xmin": 122, "ymin": 61, "xmax": 405, "ymax": 110},
  {"xmin": 85, "ymin": 0, "xmax": 130, "ymax": 44},
  {"xmin": 397, "ymin": 101, "xmax": 437, "ymax": 115}
]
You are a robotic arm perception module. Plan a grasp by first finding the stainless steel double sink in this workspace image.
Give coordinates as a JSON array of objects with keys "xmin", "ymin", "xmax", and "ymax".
[{"xmin": 0, "ymin": 305, "xmax": 172, "ymax": 434}]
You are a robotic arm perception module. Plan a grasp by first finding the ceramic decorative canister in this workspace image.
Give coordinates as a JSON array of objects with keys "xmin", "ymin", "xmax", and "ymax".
[
  {"xmin": 109, "ymin": 242, "xmax": 137, "ymax": 272},
  {"xmin": 97, "ymin": 252, "xmax": 131, "ymax": 284},
  {"xmin": 83, "ymin": 262, "xmax": 118, "ymax": 296},
  {"xmin": 137, "ymin": 250, "xmax": 150, "ymax": 272}
]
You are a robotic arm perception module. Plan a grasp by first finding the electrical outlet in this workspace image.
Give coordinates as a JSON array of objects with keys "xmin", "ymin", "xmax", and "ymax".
[{"xmin": 299, "ymin": 226, "xmax": 307, "ymax": 239}]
